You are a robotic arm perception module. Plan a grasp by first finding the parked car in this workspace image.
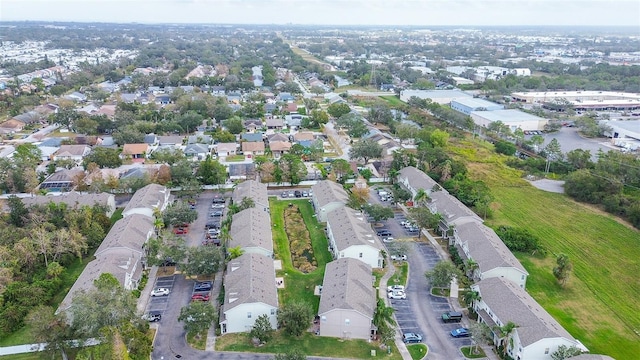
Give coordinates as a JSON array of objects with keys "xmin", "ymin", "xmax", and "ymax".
[
  {"xmin": 288, "ymin": 191, "xmax": 295, "ymax": 197},
  {"xmin": 194, "ymin": 281, "xmax": 212, "ymax": 292},
  {"xmin": 382, "ymin": 236, "xmax": 394, "ymax": 242},
  {"xmin": 281, "ymin": 191, "xmax": 288, "ymax": 198},
  {"xmin": 387, "ymin": 285, "xmax": 405, "ymax": 292},
  {"xmin": 302, "ymin": 191, "xmax": 309, "ymax": 197},
  {"xmin": 211, "ymin": 203, "xmax": 225, "ymax": 209},
  {"xmin": 210, "ymin": 210, "xmax": 223, "ymax": 217},
  {"xmin": 402, "ymin": 332, "xmax": 423, "ymax": 343},
  {"xmin": 387, "ymin": 290, "xmax": 406, "ymax": 300},
  {"xmin": 294, "ymin": 190, "xmax": 302, "ymax": 197},
  {"xmin": 212, "ymin": 195, "xmax": 225, "ymax": 204},
  {"xmin": 191, "ymin": 293, "xmax": 210, "ymax": 302},
  {"xmin": 151, "ymin": 288, "xmax": 170, "ymax": 297},
  {"xmin": 390, "ymin": 254, "xmax": 407, "ymax": 261},
  {"xmin": 173, "ymin": 227, "xmax": 188, "ymax": 235},
  {"xmin": 450, "ymin": 328, "xmax": 470, "ymax": 338},
  {"xmin": 441, "ymin": 311, "xmax": 463, "ymax": 323},
  {"xmin": 142, "ymin": 311, "xmax": 162, "ymax": 322},
  {"xmin": 376, "ymin": 229, "xmax": 392, "ymax": 237}
]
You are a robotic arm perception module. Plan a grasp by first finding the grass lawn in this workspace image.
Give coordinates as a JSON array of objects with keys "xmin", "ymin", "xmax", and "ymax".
[
  {"xmin": 407, "ymin": 343, "xmax": 428, "ymax": 360},
  {"xmin": 387, "ymin": 262, "xmax": 408, "ymax": 288},
  {"xmin": 186, "ymin": 330, "xmax": 207, "ymax": 350},
  {"xmin": 460, "ymin": 346, "xmax": 486, "ymax": 358},
  {"xmin": 452, "ymin": 137, "xmax": 640, "ymax": 359},
  {"xmin": 216, "ymin": 331, "xmax": 402, "ymax": 360},
  {"xmin": 380, "ymin": 95, "xmax": 404, "ymax": 107},
  {"xmin": 269, "ymin": 199, "xmax": 332, "ymax": 311},
  {"xmin": 224, "ymin": 155, "xmax": 245, "ymax": 162}
]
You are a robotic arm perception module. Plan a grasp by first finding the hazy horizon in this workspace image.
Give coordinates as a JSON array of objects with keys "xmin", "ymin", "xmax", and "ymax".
[{"xmin": 2, "ymin": 0, "xmax": 640, "ymax": 27}]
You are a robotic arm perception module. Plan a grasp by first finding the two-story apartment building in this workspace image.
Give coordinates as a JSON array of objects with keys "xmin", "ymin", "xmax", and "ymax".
[
  {"xmin": 326, "ymin": 207, "xmax": 383, "ymax": 268},
  {"xmin": 311, "ymin": 180, "xmax": 349, "ymax": 222}
]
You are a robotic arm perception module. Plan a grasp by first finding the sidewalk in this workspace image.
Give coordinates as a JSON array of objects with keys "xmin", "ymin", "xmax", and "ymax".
[
  {"xmin": 379, "ymin": 254, "xmax": 412, "ymax": 360},
  {"xmin": 205, "ymin": 268, "xmax": 224, "ymax": 351}
]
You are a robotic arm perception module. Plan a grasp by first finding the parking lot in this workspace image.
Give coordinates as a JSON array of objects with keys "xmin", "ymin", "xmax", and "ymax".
[{"xmin": 145, "ymin": 275, "xmax": 176, "ymax": 317}]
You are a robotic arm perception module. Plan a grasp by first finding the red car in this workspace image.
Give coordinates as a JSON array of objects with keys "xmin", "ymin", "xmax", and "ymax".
[
  {"xmin": 191, "ymin": 293, "xmax": 210, "ymax": 302},
  {"xmin": 173, "ymin": 227, "xmax": 188, "ymax": 235}
]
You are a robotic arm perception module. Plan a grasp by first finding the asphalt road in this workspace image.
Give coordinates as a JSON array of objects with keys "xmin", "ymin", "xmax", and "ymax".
[{"xmin": 528, "ymin": 126, "xmax": 616, "ymax": 159}]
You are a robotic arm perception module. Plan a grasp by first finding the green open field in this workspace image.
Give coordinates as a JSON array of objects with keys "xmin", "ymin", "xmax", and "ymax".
[{"xmin": 452, "ymin": 138, "xmax": 640, "ymax": 359}]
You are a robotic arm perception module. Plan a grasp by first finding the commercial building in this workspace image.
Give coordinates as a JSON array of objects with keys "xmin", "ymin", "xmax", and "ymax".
[
  {"xmin": 399, "ymin": 89, "xmax": 472, "ymax": 104},
  {"xmin": 511, "ymin": 91, "xmax": 640, "ymax": 111},
  {"xmin": 451, "ymin": 98, "xmax": 504, "ymax": 115},
  {"xmin": 470, "ymin": 109, "xmax": 548, "ymax": 131}
]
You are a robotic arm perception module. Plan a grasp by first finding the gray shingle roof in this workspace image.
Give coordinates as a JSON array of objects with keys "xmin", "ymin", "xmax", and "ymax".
[
  {"xmin": 475, "ymin": 277, "xmax": 576, "ymax": 347},
  {"xmin": 95, "ymin": 214, "xmax": 154, "ymax": 257},
  {"xmin": 318, "ymin": 258, "xmax": 375, "ymax": 318},
  {"xmin": 232, "ymin": 180, "xmax": 269, "ymax": 209},
  {"xmin": 456, "ymin": 222, "xmax": 527, "ymax": 274},
  {"xmin": 230, "ymin": 208, "xmax": 273, "ymax": 253},
  {"xmin": 22, "ymin": 192, "xmax": 113, "ymax": 210},
  {"xmin": 312, "ymin": 180, "xmax": 349, "ymax": 208},
  {"xmin": 122, "ymin": 184, "xmax": 168, "ymax": 215},
  {"xmin": 428, "ymin": 190, "xmax": 482, "ymax": 224},
  {"xmin": 223, "ymin": 253, "xmax": 278, "ymax": 312},
  {"xmin": 326, "ymin": 207, "xmax": 382, "ymax": 252},
  {"xmin": 398, "ymin": 166, "xmax": 438, "ymax": 192}
]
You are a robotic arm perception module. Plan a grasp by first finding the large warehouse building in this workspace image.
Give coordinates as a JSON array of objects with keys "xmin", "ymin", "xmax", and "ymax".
[
  {"xmin": 451, "ymin": 98, "xmax": 504, "ymax": 115},
  {"xmin": 470, "ymin": 109, "xmax": 548, "ymax": 131},
  {"xmin": 511, "ymin": 91, "xmax": 640, "ymax": 111},
  {"xmin": 400, "ymin": 89, "xmax": 472, "ymax": 104}
]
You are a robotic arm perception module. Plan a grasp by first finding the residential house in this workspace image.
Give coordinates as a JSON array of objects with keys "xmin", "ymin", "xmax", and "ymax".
[
  {"xmin": 318, "ymin": 258, "xmax": 375, "ymax": 340},
  {"xmin": 39, "ymin": 168, "xmax": 85, "ymax": 192},
  {"xmin": 120, "ymin": 167, "xmax": 158, "ymax": 181},
  {"xmin": 157, "ymin": 135, "xmax": 185, "ymax": 147},
  {"xmin": 243, "ymin": 119, "xmax": 263, "ymax": 132},
  {"xmin": 267, "ymin": 133, "xmax": 290, "ymax": 142},
  {"xmin": 48, "ymin": 142, "xmax": 83, "ymax": 159},
  {"xmin": 184, "ymin": 144, "xmax": 210, "ymax": 161},
  {"xmin": 241, "ymin": 132, "xmax": 263, "ymax": 142},
  {"xmin": 266, "ymin": 118, "xmax": 284, "ymax": 130},
  {"xmin": 187, "ymin": 134, "xmax": 213, "ymax": 145},
  {"xmin": 122, "ymin": 183, "xmax": 170, "ymax": 218},
  {"xmin": 284, "ymin": 114, "xmax": 303, "ymax": 128},
  {"xmin": 0, "ymin": 119, "xmax": 26, "ymax": 134},
  {"xmin": 472, "ymin": 277, "xmax": 586, "ymax": 360},
  {"xmin": 241, "ymin": 142, "xmax": 265, "ymax": 157},
  {"xmin": 229, "ymin": 208, "xmax": 273, "ymax": 258},
  {"xmin": 155, "ymin": 94, "xmax": 171, "ymax": 105},
  {"xmin": 220, "ymin": 253, "xmax": 278, "ymax": 334},
  {"xmin": 143, "ymin": 134, "xmax": 159, "ymax": 146},
  {"xmin": 216, "ymin": 143, "xmax": 238, "ymax": 157},
  {"xmin": 426, "ymin": 190, "xmax": 482, "ymax": 236},
  {"xmin": 278, "ymin": 92, "xmax": 295, "ymax": 102},
  {"xmin": 232, "ymin": 180, "xmax": 268, "ymax": 210},
  {"xmin": 65, "ymin": 91, "xmax": 87, "ymax": 102},
  {"xmin": 210, "ymin": 86, "xmax": 226, "ymax": 96},
  {"xmin": 21, "ymin": 192, "xmax": 116, "ymax": 217},
  {"xmin": 294, "ymin": 132, "xmax": 315, "ymax": 142},
  {"xmin": 454, "ymin": 221, "xmax": 528, "ymax": 288},
  {"xmin": 228, "ymin": 163, "xmax": 256, "ymax": 181},
  {"xmin": 325, "ymin": 207, "xmax": 384, "ymax": 268},
  {"xmin": 397, "ymin": 166, "xmax": 439, "ymax": 200},
  {"xmin": 264, "ymin": 103, "xmax": 277, "ymax": 113},
  {"xmin": 121, "ymin": 143, "xmax": 150, "ymax": 161},
  {"xmin": 283, "ymin": 103, "xmax": 298, "ymax": 113},
  {"xmin": 311, "ymin": 180, "xmax": 349, "ymax": 222},
  {"xmin": 269, "ymin": 141, "xmax": 292, "ymax": 159}
]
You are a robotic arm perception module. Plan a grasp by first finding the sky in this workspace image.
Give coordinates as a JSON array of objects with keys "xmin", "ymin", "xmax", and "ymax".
[{"xmin": 1, "ymin": 0, "xmax": 640, "ymax": 27}]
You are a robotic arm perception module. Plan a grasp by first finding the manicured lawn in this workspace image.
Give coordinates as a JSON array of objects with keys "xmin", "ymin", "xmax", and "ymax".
[
  {"xmin": 387, "ymin": 262, "xmax": 408, "ymax": 289},
  {"xmin": 186, "ymin": 330, "xmax": 207, "ymax": 350},
  {"xmin": 460, "ymin": 346, "xmax": 486, "ymax": 358},
  {"xmin": 269, "ymin": 199, "xmax": 332, "ymax": 312},
  {"xmin": 224, "ymin": 155, "xmax": 245, "ymax": 162},
  {"xmin": 452, "ymin": 138, "xmax": 640, "ymax": 359},
  {"xmin": 216, "ymin": 331, "xmax": 402, "ymax": 360},
  {"xmin": 380, "ymin": 95, "xmax": 404, "ymax": 107},
  {"xmin": 407, "ymin": 343, "xmax": 428, "ymax": 359}
]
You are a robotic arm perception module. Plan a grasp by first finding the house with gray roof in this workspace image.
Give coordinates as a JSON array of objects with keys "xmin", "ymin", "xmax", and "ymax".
[
  {"xmin": 397, "ymin": 166, "xmax": 439, "ymax": 200},
  {"xmin": 220, "ymin": 253, "xmax": 278, "ymax": 334},
  {"xmin": 122, "ymin": 183, "xmax": 169, "ymax": 218},
  {"xmin": 311, "ymin": 180, "xmax": 349, "ymax": 222},
  {"xmin": 472, "ymin": 277, "xmax": 587, "ymax": 360},
  {"xmin": 232, "ymin": 180, "xmax": 268, "ymax": 210},
  {"xmin": 40, "ymin": 169, "xmax": 84, "ymax": 192},
  {"xmin": 187, "ymin": 134, "xmax": 213, "ymax": 145},
  {"xmin": 95, "ymin": 214, "xmax": 154, "ymax": 258},
  {"xmin": 454, "ymin": 222, "xmax": 528, "ymax": 288},
  {"xmin": 318, "ymin": 258, "xmax": 375, "ymax": 340},
  {"xmin": 230, "ymin": 208, "xmax": 273, "ymax": 257},
  {"xmin": 157, "ymin": 135, "xmax": 185, "ymax": 147},
  {"xmin": 184, "ymin": 143, "xmax": 210, "ymax": 160},
  {"xmin": 241, "ymin": 132, "xmax": 263, "ymax": 142},
  {"xmin": 53, "ymin": 145, "xmax": 91, "ymax": 164},
  {"xmin": 21, "ymin": 192, "xmax": 116, "ymax": 217},
  {"xmin": 326, "ymin": 207, "xmax": 383, "ymax": 268},
  {"xmin": 427, "ymin": 189, "xmax": 483, "ymax": 236}
]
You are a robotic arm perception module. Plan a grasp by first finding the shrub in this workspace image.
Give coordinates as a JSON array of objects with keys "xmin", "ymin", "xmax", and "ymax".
[
  {"xmin": 495, "ymin": 226, "xmax": 545, "ymax": 255},
  {"xmin": 494, "ymin": 140, "xmax": 516, "ymax": 156}
]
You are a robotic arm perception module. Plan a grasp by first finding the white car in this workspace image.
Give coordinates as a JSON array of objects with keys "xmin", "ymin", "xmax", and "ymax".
[
  {"xmin": 151, "ymin": 288, "xmax": 170, "ymax": 297},
  {"xmin": 382, "ymin": 236, "xmax": 394, "ymax": 242},
  {"xmin": 390, "ymin": 254, "xmax": 408, "ymax": 261},
  {"xmin": 387, "ymin": 285, "xmax": 405, "ymax": 292},
  {"xmin": 388, "ymin": 290, "xmax": 407, "ymax": 300}
]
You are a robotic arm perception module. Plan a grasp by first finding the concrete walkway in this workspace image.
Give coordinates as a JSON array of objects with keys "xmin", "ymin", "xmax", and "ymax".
[
  {"xmin": 205, "ymin": 269, "xmax": 224, "ymax": 351},
  {"xmin": 379, "ymin": 254, "xmax": 412, "ymax": 360}
]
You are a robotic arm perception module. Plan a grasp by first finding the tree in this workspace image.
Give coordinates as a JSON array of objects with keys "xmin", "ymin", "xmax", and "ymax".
[
  {"xmin": 363, "ymin": 203, "xmax": 394, "ymax": 222},
  {"xmin": 112, "ymin": 126, "xmax": 144, "ymax": 146},
  {"xmin": 82, "ymin": 147, "xmax": 123, "ymax": 169},
  {"xmin": 274, "ymin": 349, "xmax": 307, "ymax": 360},
  {"xmin": 162, "ymin": 201, "xmax": 198, "ymax": 227},
  {"xmin": 494, "ymin": 140, "xmax": 517, "ymax": 156},
  {"xmin": 14, "ymin": 143, "xmax": 42, "ymax": 168},
  {"xmin": 327, "ymin": 102, "xmax": 351, "ymax": 118},
  {"xmin": 372, "ymin": 298, "xmax": 395, "ymax": 346},
  {"xmin": 227, "ymin": 246, "xmax": 244, "ymax": 260},
  {"xmin": 26, "ymin": 305, "xmax": 72, "ymax": 359},
  {"xmin": 178, "ymin": 301, "xmax": 216, "ymax": 336},
  {"xmin": 212, "ymin": 129, "xmax": 236, "ymax": 143},
  {"xmin": 303, "ymin": 109, "xmax": 329, "ymax": 129},
  {"xmin": 349, "ymin": 138, "xmax": 383, "ymax": 164},
  {"xmin": 182, "ymin": 246, "xmax": 224, "ymax": 277},
  {"xmin": 196, "ymin": 156, "xmax": 227, "ymax": 186},
  {"xmin": 331, "ymin": 159, "xmax": 352, "ymax": 182},
  {"xmin": 224, "ymin": 117, "xmax": 244, "ymax": 134},
  {"xmin": 249, "ymin": 314, "xmax": 274, "ymax": 344},
  {"xmin": 430, "ymin": 129, "xmax": 450, "ymax": 148},
  {"xmin": 70, "ymin": 273, "xmax": 137, "ymax": 339},
  {"xmin": 74, "ymin": 117, "xmax": 100, "ymax": 135},
  {"xmin": 553, "ymin": 253, "xmax": 572, "ymax": 286},
  {"xmin": 7, "ymin": 196, "xmax": 28, "ymax": 227},
  {"xmin": 368, "ymin": 105, "xmax": 393, "ymax": 125},
  {"xmin": 280, "ymin": 154, "xmax": 307, "ymax": 185},
  {"xmin": 495, "ymin": 321, "xmax": 518, "ymax": 358},
  {"xmin": 337, "ymin": 113, "xmax": 368, "ymax": 138},
  {"xmin": 463, "ymin": 290, "xmax": 481, "ymax": 307},
  {"xmin": 468, "ymin": 322, "xmax": 492, "ymax": 355},
  {"xmin": 551, "ymin": 345, "xmax": 583, "ymax": 360},
  {"xmin": 395, "ymin": 123, "xmax": 419, "ymax": 144},
  {"xmin": 408, "ymin": 207, "xmax": 441, "ymax": 236},
  {"xmin": 151, "ymin": 148, "xmax": 185, "ymax": 166},
  {"xmin": 544, "ymin": 138, "xmax": 564, "ymax": 162},
  {"xmin": 566, "ymin": 149, "xmax": 593, "ymax": 170},
  {"xmin": 424, "ymin": 260, "xmax": 462, "ymax": 288},
  {"xmin": 277, "ymin": 301, "xmax": 313, "ymax": 337}
]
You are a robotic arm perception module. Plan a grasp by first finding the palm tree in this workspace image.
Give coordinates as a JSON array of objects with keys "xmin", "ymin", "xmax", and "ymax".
[
  {"xmin": 495, "ymin": 321, "xmax": 518, "ymax": 358},
  {"xmin": 463, "ymin": 259, "xmax": 479, "ymax": 279},
  {"xmin": 414, "ymin": 188, "xmax": 429, "ymax": 206},
  {"xmin": 463, "ymin": 290, "xmax": 481, "ymax": 307},
  {"xmin": 372, "ymin": 298, "xmax": 395, "ymax": 344},
  {"xmin": 227, "ymin": 246, "xmax": 244, "ymax": 260}
]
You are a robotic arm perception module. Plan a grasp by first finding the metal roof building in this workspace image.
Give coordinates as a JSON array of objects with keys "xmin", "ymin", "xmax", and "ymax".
[{"xmin": 470, "ymin": 109, "xmax": 549, "ymax": 131}]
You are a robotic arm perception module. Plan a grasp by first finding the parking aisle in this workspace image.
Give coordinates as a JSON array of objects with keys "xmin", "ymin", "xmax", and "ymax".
[{"xmin": 146, "ymin": 275, "xmax": 175, "ymax": 314}]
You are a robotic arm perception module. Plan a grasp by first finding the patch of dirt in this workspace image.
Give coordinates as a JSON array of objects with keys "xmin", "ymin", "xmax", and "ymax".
[{"xmin": 283, "ymin": 205, "xmax": 317, "ymax": 273}]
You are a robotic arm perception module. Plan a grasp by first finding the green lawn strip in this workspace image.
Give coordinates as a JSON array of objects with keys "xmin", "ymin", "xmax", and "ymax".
[
  {"xmin": 380, "ymin": 95, "xmax": 404, "ymax": 107},
  {"xmin": 460, "ymin": 346, "xmax": 486, "ymax": 358},
  {"xmin": 453, "ymin": 139, "xmax": 640, "ymax": 359},
  {"xmin": 216, "ymin": 332, "xmax": 402, "ymax": 359},
  {"xmin": 186, "ymin": 330, "xmax": 207, "ymax": 350},
  {"xmin": 387, "ymin": 262, "xmax": 408, "ymax": 288},
  {"xmin": 407, "ymin": 343, "xmax": 428, "ymax": 359}
]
